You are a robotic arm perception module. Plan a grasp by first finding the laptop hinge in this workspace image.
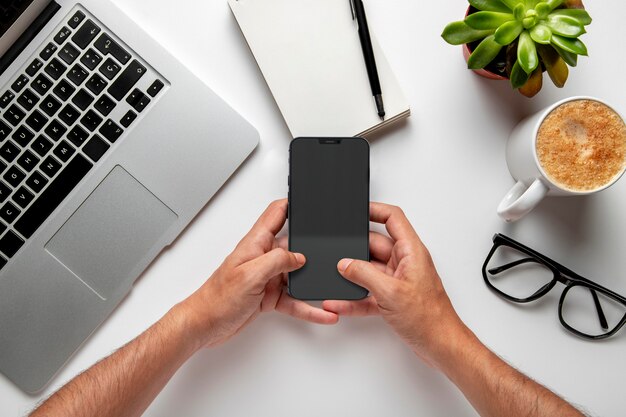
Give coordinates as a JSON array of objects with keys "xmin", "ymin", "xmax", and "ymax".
[{"xmin": 0, "ymin": 1, "xmax": 61, "ymax": 77}]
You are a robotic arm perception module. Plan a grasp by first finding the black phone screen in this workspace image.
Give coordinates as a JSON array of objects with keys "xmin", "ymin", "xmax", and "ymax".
[{"xmin": 288, "ymin": 137, "xmax": 369, "ymax": 300}]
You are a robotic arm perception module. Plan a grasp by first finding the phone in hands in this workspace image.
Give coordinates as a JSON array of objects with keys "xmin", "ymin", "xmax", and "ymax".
[{"xmin": 288, "ymin": 137, "xmax": 369, "ymax": 300}]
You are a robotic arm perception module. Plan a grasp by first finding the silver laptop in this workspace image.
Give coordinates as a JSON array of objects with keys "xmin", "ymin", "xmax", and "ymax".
[{"xmin": 0, "ymin": 0, "xmax": 259, "ymax": 393}]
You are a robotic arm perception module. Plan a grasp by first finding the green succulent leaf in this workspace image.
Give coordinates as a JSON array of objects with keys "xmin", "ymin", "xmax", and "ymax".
[
  {"xmin": 510, "ymin": 60, "xmax": 530, "ymax": 88},
  {"xmin": 530, "ymin": 24, "xmax": 552, "ymax": 44},
  {"xmin": 465, "ymin": 11, "xmax": 516, "ymax": 30},
  {"xmin": 552, "ymin": 43, "xmax": 579, "ymax": 66},
  {"xmin": 537, "ymin": 45, "xmax": 569, "ymax": 87},
  {"xmin": 519, "ymin": 67, "xmax": 543, "ymax": 97},
  {"xmin": 494, "ymin": 21, "xmax": 523, "ymax": 44},
  {"xmin": 535, "ymin": 2, "xmax": 550, "ymax": 19},
  {"xmin": 524, "ymin": 0, "xmax": 540, "ymax": 8},
  {"xmin": 467, "ymin": 35, "xmax": 504, "ymax": 69},
  {"xmin": 518, "ymin": 31, "xmax": 539, "ymax": 73},
  {"xmin": 522, "ymin": 16, "xmax": 537, "ymax": 29},
  {"xmin": 469, "ymin": 0, "xmax": 511, "ymax": 13},
  {"xmin": 513, "ymin": 3, "xmax": 526, "ymax": 20},
  {"xmin": 545, "ymin": 0, "xmax": 564, "ymax": 10},
  {"xmin": 441, "ymin": 21, "xmax": 495, "ymax": 45},
  {"xmin": 547, "ymin": 15, "xmax": 585, "ymax": 37},
  {"xmin": 549, "ymin": 9, "xmax": 592, "ymax": 25},
  {"xmin": 499, "ymin": 0, "xmax": 523, "ymax": 10},
  {"xmin": 551, "ymin": 34, "xmax": 588, "ymax": 55}
]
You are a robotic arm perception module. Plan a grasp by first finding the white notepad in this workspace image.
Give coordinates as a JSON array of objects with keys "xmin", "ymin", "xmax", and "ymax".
[{"xmin": 228, "ymin": 0, "xmax": 411, "ymax": 138}]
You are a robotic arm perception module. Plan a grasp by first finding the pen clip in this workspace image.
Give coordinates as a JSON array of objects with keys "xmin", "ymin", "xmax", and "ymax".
[{"xmin": 349, "ymin": 0, "xmax": 356, "ymax": 20}]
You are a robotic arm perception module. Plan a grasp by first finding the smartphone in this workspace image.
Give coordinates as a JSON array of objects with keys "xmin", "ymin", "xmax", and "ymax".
[{"xmin": 288, "ymin": 137, "xmax": 369, "ymax": 300}]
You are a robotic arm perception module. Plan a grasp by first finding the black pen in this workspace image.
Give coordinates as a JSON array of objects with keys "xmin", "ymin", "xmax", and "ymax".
[{"xmin": 350, "ymin": 0, "xmax": 385, "ymax": 120}]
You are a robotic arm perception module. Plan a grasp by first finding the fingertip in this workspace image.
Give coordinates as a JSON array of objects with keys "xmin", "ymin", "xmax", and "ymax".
[
  {"xmin": 337, "ymin": 258, "xmax": 354, "ymax": 272},
  {"xmin": 293, "ymin": 252, "xmax": 306, "ymax": 266}
]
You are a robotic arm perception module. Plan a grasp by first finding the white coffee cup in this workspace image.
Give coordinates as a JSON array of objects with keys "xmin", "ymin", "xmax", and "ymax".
[{"xmin": 498, "ymin": 96, "xmax": 626, "ymax": 222}]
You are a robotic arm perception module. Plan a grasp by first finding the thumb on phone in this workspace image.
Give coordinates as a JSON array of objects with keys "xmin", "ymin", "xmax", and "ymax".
[{"xmin": 337, "ymin": 258, "xmax": 391, "ymax": 300}]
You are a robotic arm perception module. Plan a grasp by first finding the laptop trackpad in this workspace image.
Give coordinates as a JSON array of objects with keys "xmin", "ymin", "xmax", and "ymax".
[{"xmin": 45, "ymin": 166, "xmax": 178, "ymax": 299}]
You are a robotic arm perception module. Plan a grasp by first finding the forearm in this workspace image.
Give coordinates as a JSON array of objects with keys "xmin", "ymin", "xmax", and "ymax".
[
  {"xmin": 433, "ymin": 324, "xmax": 583, "ymax": 417},
  {"xmin": 30, "ymin": 304, "xmax": 200, "ymax": 417}
]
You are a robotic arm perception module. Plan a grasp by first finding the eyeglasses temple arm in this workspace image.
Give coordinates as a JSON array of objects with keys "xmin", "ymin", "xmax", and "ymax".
[
  {"xmin": 590, "ymin": 288, "xmax": 609, "ymax": 330},
  {"xmin": 487, "ymin": 258, "xmax": 539, "ymax": 275}
]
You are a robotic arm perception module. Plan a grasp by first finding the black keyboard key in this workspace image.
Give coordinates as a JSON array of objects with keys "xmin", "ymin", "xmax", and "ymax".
[
  {"xmin": 94, "ymin": 94, "xmax": 115, "ymax": 116},
  {"xmin": 58, "ymin": 43, "xmax": 80, "ymax": 65},
  {"xmin": 40, "ymin": 42, "xmax": 57, "ymax": 61},
  {"xmin": 11, "ymin": 75, "xmax": 29, "ymax": 93},
  {"xmin": 17, "ymin": 150, "xmax": 39, "ymax": 173},
  {"xmin": 94, "ymin": 33, "xmax": 131, "ymax": 65},
  {"xmin": 31, "ymin": 135, "xmax": 53, "ymax": 157},
  {"xmin": 53, "ymin": 79, "xmax": 75, "ymax": 101},
  {"xmin": 0, "ymin": 161, "xmax": 5, "ymax": 174},
  {"xmin": 40, "ymin": 94, "xmax": 62, "ymax": 117},
  {"xmin": 128, "ymin": 90, "xmax": 150, "ymax": 113},
  {"xmin": 68, "ymin": 10, "xmax": 86, "ymax": 29},
  {"xmin": 120, "ymin": 110, "xmax": 137, "ymax": 128},
  {"xmin": 44, "ymin": 119, "xmax": 67, "ymax": 141},
  {"xmin": 99, "ymin": 119, "xmax": 123, "ymax": 143},
  {"xmin": 4, "ymin": 104, "xmax": 25, "ymax": 126},
  {"xmin": 147, "ymin": 79, "xmax": 164, "ymax": 97},
  {"xmin": 15, "ymin": 154, "xmax": 93, "ymax": 239},
  {"xmin": 80, "ymin": 110, "xmax": 102, "ymax": 132},
  {"xmin": 26, "ymin": 171, "xmax": 48, "ymax": 193},
  {"xmin": 59, "ymin": 104, "xmax": 80, "ymax": 126},
  {"xmin": 86, "ymin": 73, "xmax": 107, "ymax": 95},
  {"xmin": 0, "ymin": 141, "xmax": 20, "ymax": 163},
  {"xmin": 71, "ymin": 88, "xmax": 94, "ymax": 111},
  {"xmin": 72, "ymin": 19, "xmax": 101, "ymax": 49},
  {"xmin": 44, "ymin": 58, "xmax": 67, "ymax": 80},
  {"xmin": 12, "ymin": 126, "xmax": 34, "ymax": 147},
  {"xmin": 0, "ymin": 121, "xmax": 11, "ymax": 141},
  {"xmin": 0, "ymin": 255, "xmax": 6, "ymax": 270},
  {"xmin": 0, "ymin": 182, "xmax": 11, "ymax": 203},
  {"xmin": 0, "ymin": 223, "xmax": 5, "ymax": 236},
  {"xmin": 0, "ymin": 230, "xmax": 24, "ymax": 257},
  {"xmin": 4, "ymin": 166, "xmax": 25, "ymax": 187},
  {"xmin": 0, "ymin": 202, "xmax": 20, "ymax": 224},
  {"xmin": 126, "ymin": 88, "xmax": 142, "ymax": 106},
  {"xmin": 54, "ymin": 26, "xmax": 71, "ymax": 45},
  {"xmin": 25, "ymin": 59, "xmax": 43, "ymax": 77},
  {"xmin": 31, "ymin": 73, "xmax": 53, "ymax": 96},
  {"xmin": 0, "ymin": 91, "xmax": 15, "ymax": 108},
  {"xmin": 83, "ymin": 134, "xmax": 109, "ymax": 162},
  {"xmin": 80, "ymin": 48, "xmax": 102, "ymax": 70},
  {"xmin": 53, "ymin": 140, "xmax": 75, "ymax": 162},
  {"xmin": 107, "ymin": 59, "xmax": 146, "ymax": 100},
  {"xmin": 17, "ymin": 88, "xmax": 39, "ymax": 111},
  {"xmin": 25, "ymin": 110, "xmax": 48, "ymax": 132},
  {"xmin": 68, "ymin": 64, "xmax": 88, "ymax": 86},
  {"xmin": 40, "ymin": 156, "xmax": 61, "ymax": 178},
  {"xmin": 99, "ymin": 58, "xmax": 121, "ymax": 80},
  {"xmin": 67, "ymin": 125, "xmax": 88, "ymax": 146},
  {"xmin": 12, "ymin": 186, "xmax": 34, "ymax": 208}
]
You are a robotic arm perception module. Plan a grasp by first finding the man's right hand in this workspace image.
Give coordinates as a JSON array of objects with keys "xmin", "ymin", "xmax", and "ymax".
[{"xmin": 323, "ymin": 202, "xmax": 470, "ymax": 368}]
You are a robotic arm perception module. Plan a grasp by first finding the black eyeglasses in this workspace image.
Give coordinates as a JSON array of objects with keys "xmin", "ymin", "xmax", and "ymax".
[{"xmin": 482, "ymin": 233, "xmax": 626, "ymax": 340}]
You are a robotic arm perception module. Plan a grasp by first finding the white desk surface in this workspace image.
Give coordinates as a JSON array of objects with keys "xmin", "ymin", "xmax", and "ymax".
[{"xmin": 3, "ymin": 1, "xmax": 626, "ymax": 416}]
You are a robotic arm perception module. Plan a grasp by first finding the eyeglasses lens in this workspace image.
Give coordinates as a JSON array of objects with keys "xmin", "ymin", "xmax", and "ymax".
[
  {"xmin": 561, "ymin": 286, "xmax": 626, "ymax": 337},
  {"xmin": 486, "ymin": 245, "xmax": 553, "ymax": 300}
]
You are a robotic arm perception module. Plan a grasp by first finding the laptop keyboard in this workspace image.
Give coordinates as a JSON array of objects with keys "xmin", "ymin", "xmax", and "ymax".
[{"xmin": 0, "ymin": 7, "xmax": 167, "ymax": 269}]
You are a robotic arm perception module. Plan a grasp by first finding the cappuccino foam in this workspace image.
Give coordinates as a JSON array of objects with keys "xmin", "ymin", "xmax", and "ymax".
[{"xmin": 536, "ymin": 100, "xmax": 626, "ymax": 192}]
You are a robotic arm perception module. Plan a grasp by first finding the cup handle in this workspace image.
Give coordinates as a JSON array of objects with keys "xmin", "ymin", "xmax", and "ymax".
[{"xmin": 497, "ymin": 179, "xmax": 549, "ymax": 222}]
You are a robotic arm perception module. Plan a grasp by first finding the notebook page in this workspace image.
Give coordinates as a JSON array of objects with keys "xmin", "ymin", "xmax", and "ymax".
[{"xmin": 228, "ymin": 0, "xmax": 410, "ymax": 137}]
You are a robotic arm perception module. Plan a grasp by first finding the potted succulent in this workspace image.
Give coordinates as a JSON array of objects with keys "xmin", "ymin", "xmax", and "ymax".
[{"xmin": 441, "ymin": 0, "xmax": 592, "ymax": 97}]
